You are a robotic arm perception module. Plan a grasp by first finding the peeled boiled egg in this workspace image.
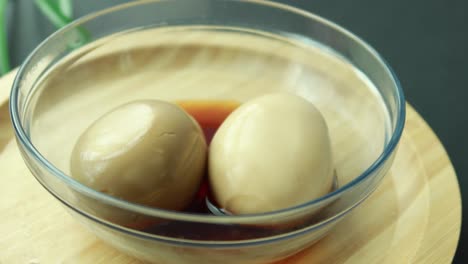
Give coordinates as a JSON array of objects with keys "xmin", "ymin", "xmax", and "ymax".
[
  {"xmin": 209, "ymin": 93, "xmax": 334, "ymax": 214},
  {"xmin": 70, "ymin": 100, "xmax": 207, "ymax": 212}
]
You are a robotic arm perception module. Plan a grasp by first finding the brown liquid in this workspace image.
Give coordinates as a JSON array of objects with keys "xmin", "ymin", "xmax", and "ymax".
[
  {"xmin": 177, "ymin": 100, "xmax": 240, "ymax": 144},
  {"xmin": 177, "ymin": 100, "xmax": 239, "ymax": 214}
]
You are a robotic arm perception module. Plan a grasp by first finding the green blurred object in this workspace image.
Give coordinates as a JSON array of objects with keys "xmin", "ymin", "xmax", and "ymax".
[
  {"xmin": 0, "ymin": 0, "xmax": 10, "ymax": 75},
  {"xmin": 34, "ymin": 0, "xmax": 73, "ymax": 29},
  {"xmin": 0, "ymin": 0, "xmax": 73, "ymax": 75},
  {"xmin": 58, "ymin": 0, "xmax": 73, "ymax": 18},
  {"xmin": 35, "ymin": 0, "xmax": 89, "ymax": 53}
]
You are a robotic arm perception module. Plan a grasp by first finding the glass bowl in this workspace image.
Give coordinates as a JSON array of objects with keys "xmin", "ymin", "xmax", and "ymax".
[{"xmin": 10, "ymin": 0, "xmax": 405, "ymax": 263}]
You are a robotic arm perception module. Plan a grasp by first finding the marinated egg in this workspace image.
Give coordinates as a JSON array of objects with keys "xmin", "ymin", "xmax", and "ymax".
[
  {"xmin": 209, "ymin": 93, "xmax": 334, "ymax": 214},
  {"xmin": 70, "ymin": 100, "xmax": 207, "ymax": 211}
]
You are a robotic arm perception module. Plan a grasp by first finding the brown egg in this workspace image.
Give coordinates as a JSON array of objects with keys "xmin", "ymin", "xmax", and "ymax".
[
  {"xmin": 209, "ymin": 93, "xmax": 334, "ymax": 215},
  {"xmin": 70, "ymin": 100, "xmax": 207, "ymax": 213}
]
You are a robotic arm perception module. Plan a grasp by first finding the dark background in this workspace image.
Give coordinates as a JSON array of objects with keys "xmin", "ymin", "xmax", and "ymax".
[{"xmin": 6, "ymin": 0, "xmax": 466, "ymax": 262}]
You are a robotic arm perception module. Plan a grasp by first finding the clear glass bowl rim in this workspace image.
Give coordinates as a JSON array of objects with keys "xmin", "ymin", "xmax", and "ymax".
[{"xmin": 9, "ymin": 0, "xmax": 406, "ymax": 226}]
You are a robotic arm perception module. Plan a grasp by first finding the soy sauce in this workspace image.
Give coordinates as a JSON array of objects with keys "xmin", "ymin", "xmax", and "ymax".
[
  {"xmin": 178, "ymin": 100, "xmax": 240, "ymax": 143},
  {"xmin": 176, "ymin": 100, "xmax": 240, "ymax": 214}
]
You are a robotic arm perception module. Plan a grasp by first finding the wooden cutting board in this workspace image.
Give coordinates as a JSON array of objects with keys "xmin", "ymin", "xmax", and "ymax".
[{"xmin": 0, "ymin": 64, "xmax": 461, "ymax": 263}]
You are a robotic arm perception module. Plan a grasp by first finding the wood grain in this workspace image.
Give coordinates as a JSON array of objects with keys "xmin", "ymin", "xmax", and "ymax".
[{"xmin": 0, "ymin": 29, "xmax": 461, "ymax": 263}]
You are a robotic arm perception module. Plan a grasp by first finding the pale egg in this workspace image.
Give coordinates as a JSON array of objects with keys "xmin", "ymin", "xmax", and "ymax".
[{"xmin": 209, "ymin": 93, "xmax": 334, "ymax": 214}]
